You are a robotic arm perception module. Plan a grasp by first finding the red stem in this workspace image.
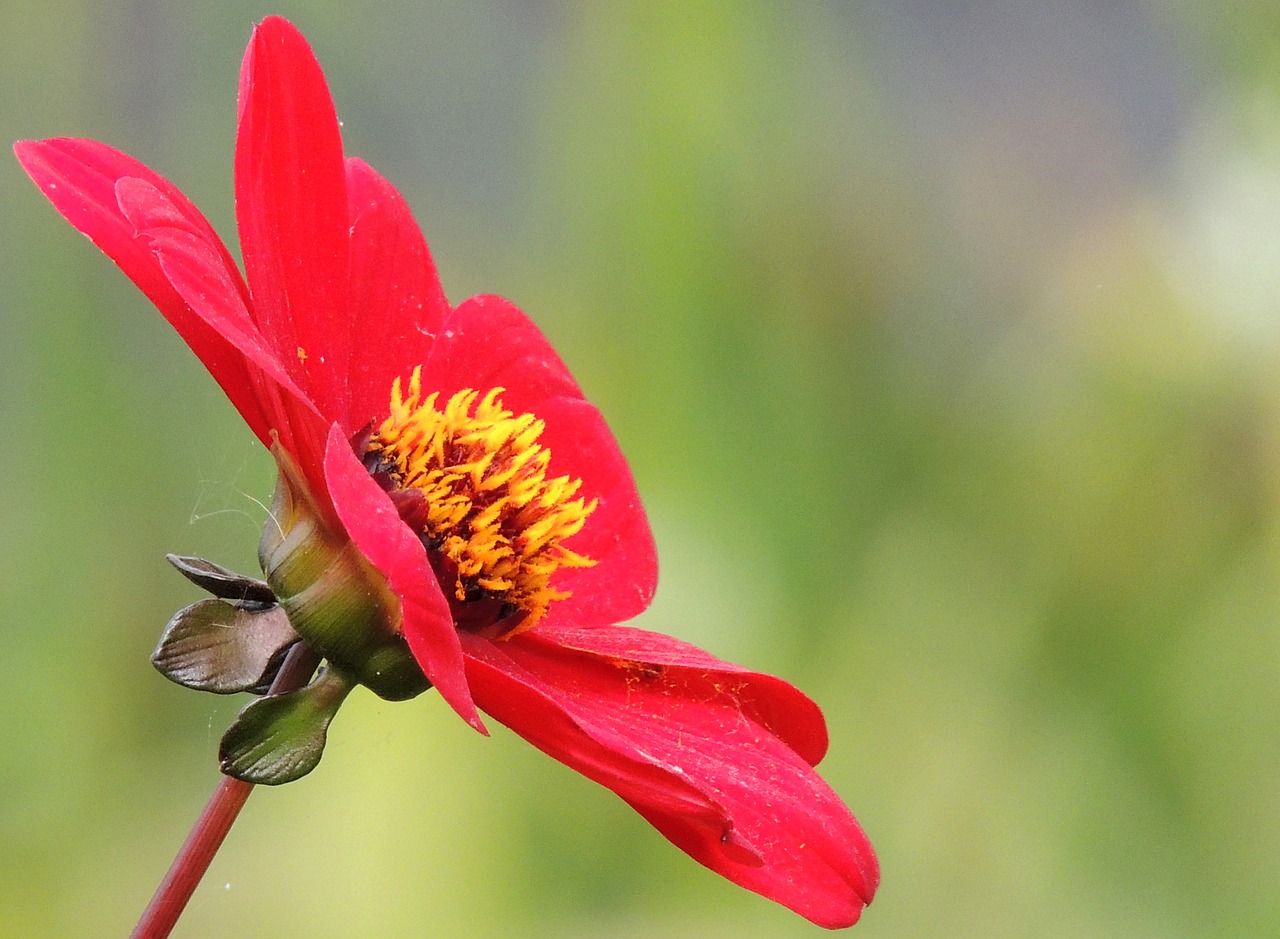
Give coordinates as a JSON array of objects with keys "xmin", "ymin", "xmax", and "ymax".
[
  {"xmin": 130, "ymin": 643, "xmax": 320, "ymax": 939},
  {"xmin": 130, "ymin": 775, "xmax": 253, "ymax": 939}
]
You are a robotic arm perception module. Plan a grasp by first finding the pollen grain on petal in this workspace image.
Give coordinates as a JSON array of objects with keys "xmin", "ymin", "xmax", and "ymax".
[{"xmin": 367, "ymin": 367, "xmax": 597, "ymax": 636}]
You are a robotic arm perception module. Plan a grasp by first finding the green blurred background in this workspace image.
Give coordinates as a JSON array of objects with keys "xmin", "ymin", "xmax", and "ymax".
[{"xmin": 4, "ymin": 2, "xmax": 1279, "ymax": 936}]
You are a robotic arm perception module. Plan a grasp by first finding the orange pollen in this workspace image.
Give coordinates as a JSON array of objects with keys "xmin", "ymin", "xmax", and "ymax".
[{"xmin": 366, "ymin": 367, "xmax": 597, "ymax": 637}]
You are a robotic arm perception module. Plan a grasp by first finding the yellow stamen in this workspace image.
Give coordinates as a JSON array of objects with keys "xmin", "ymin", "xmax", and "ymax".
[{"xmin": 367, "ymin": 367, "xmax": 597, "ymax": 637}]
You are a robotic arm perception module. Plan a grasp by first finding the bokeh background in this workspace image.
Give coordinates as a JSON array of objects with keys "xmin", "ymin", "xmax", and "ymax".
[{"xmin": 3, "ymin": 2, "xmax": 1280, "ymax": 936}]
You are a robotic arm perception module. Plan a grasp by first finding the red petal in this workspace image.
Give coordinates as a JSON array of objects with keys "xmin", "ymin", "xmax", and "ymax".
[
  {"xmin": 461, "ymin": 628, "xmax": 879, "ymax": 928},
  {"xmin": 532, "ymin": 621, "xmax": 829, "ymax": 765},
  {"xmin": 236, "ymin": 16, "xmax": 349, "ymax": 421},
  {"xmin": 525, "ymin": 394, "xmax": 657, "ymax": 628},
  {"xmin": 423, "ymin": 294, "xmax": 583, "ymax": 403},
  {"xmin": 112, "ymin": 175, "xmax": 328, "ymax": 479},
  {"xmin": 321, "ymin": 425, "xmax": 484, "ymax": 732},
  {"xmin": 423, "ymin": 295, "xmax": 658, "ymax": 627},
  {"xmin": 14, "ymin": 137, "xmax": 280, "ymax": 449},
  {"xmin": 343, "ymin": 157, "xmax": 450, "ymax": 431}
]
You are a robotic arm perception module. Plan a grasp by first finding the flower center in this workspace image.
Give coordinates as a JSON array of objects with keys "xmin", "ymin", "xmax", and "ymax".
[{"xmin": 364, "ymin": 367, "xmax": 597, "ymax": 638}]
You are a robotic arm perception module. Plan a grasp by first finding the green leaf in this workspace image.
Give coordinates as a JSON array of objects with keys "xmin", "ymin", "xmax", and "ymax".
[
  {"xmin": 152, "ymin": 598, "xmax": 300, "ymax": 694},
  {"xmin": 219, "ymin": 667, "xmax": 355, "ymax": 785}
]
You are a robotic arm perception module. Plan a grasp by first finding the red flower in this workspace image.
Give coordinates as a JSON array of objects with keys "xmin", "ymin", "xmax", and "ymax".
[{"xmin": 15, "ymin": 16, "xmax": 877, "ymax": 928}]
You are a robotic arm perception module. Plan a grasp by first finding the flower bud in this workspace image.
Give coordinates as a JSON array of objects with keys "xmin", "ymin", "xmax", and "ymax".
[{"xmin": 258, "ymin": 443, "xmax": 430, "ymax": 701}]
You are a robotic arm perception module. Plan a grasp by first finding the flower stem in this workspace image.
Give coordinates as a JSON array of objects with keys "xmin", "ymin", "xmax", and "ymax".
[{"xmin": 130, "ymin": 642, "xmax": 321, "ymax": 939}]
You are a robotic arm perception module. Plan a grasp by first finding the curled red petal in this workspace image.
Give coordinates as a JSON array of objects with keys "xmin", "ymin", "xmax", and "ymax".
[
  {"xmin": 236, "ymin": 15, "xmax": 349, "ymax": 421},
  {"xmin": 321, "ymin": 424, "xmax": 484, "ymax": 732},
  {"xmin": 423, "ymin": 295, "xmax": 658, "ymax": 627},
  {"xmin": 113, "ymin": 175, "xmax": 327, "ymax": 480},
  {"xmin": 343, "ymin": 156, "xmax": 450, "ymax": 432},
  {"xmin": 461, "ymin": 628, "xmax": 878, "ymax": 928},
  {"xmin": 13, "ymin": 137, "xmax": 275, "ymax": 444}
]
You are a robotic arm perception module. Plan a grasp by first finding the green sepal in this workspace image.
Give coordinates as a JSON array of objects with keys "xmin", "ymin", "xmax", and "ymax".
[
  {"xmin": 152, "ymin": 598, "xmax": 300, "ymax": 695},
  {"xmin": 259, "ymin": 443, "xmax": 431, "ymax": 702},
  {"xmin": 218, "ymin": 666, "xmax": 355, "ymax": 785},
  {"xmin": 166, "ymin": 554, "xmax": 276, "ymax": 606}
]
